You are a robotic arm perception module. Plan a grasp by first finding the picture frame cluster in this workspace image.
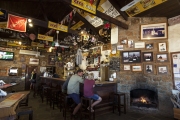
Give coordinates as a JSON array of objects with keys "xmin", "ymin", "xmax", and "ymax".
[{"xmin": 120, "ymin": 22, "xmax": 169, "ymax": 75}]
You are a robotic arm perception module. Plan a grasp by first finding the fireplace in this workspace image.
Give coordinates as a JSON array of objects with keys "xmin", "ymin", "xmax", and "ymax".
[{"xmin": 130, "ymin": 89, "xmax": 158, "ymax": 108}]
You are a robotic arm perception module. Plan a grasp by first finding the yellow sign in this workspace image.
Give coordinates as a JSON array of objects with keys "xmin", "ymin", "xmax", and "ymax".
[
  {"xmin": 7, "ymin": 42, "xmax": 26, "ymax": 47},
  {"xmin": 71, "ymin": 0, "xmax": 96, "ymax": 14},
  {"xmin": 126, "ymin": 0, "xmax": 167, "ymax": 17},
  {"xmin": 37, "ymin": 34, "xmax": 53, "ymax": 42},
  {"xmin": 0, "ymin": 11, "xmax": 4, "ymax": 15},
  {"xmin": 0, "ymin": 22, "xmax": 7, "ymax": 28},
  {"xmin": 31, "ymin": 42, "xmax": 44, "ymax": 48},
  {"xmin": 48, "ymin": 21, "xmax": 68, "ymax": 32},
  {"xmin": 71, "ymin": 21, "xmax": 84, "ymax": 30}
]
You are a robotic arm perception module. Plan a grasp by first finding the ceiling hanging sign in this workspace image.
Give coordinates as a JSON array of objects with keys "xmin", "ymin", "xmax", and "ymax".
[
  {"xmin": 0, "ymin": 22, "xmax": 7, "ymax": 28},
  {"xmin": 84, "ymin": 15, "xmax": 103, "ymax": 27},
  {"xmin": 100, "ymin": 0, "xmax": 120, "ymax": 18},
  {"xmin": 71, "ymin": 21, "xmax": 84, "ymax": 30},
  {"xmin": 31, "ymin": 42, "xmax": 44, "ymax": 48},
  {"xmin": 125, "ymin": 0, "xmax": 167, "ymax": 17},
  {"xmin": 37, "ymin": 34, "xmax": 53, "ymax": 42},
  {"xmin": 48, "ymin": 21, "xmax": 68, "ymax": 32},
  {"xmin": 71, "ymin": 0, "xmax": 96, "ymax": 14},
  {"xmin": 0, "ymin": 8, "xmax": 7, "ymax": 19},
  {"xmin": 7, "ymin": 14, "xmax": 27, "ymax": 32}
]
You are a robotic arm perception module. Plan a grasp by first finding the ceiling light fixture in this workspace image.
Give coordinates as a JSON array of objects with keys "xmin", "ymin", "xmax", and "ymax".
[
  {"xmin": 28, "ymin": 19, "xmax": 32, "ymax": 23},
  {"xmin": 29, "ymin": 23, "xmax": 33, "ymax": 27}
]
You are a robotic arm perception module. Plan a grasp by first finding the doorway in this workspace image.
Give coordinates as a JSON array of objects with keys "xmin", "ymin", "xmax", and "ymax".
[{"xmin": 25, "ymin": 65, "xmax": 38, "ymax": 90}]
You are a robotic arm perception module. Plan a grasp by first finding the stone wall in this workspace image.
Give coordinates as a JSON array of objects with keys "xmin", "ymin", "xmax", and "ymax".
[{"xmin": 116, "ymin": 17, "xmax": 173, "ymax": 116}]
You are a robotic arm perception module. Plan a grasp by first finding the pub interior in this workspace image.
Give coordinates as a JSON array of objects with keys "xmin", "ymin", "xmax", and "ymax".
[{"xmin": 0, "ymin": 0, "xmax": 180, "ymax": 120}]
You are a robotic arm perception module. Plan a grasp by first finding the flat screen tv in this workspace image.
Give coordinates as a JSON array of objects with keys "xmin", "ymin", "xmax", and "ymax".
[{"xmin": 0, "ymin": 51, "xmax": 14, "ymax": 61}]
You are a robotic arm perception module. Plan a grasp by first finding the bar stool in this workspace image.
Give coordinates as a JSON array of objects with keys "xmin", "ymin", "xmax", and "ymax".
[
  {"xmin": 113, "ymin": 92, "xmax": 126, "ymax": 116},
  {"xmin": 80, "ymin": 97, "xmax": 95, "ymax": 120}
]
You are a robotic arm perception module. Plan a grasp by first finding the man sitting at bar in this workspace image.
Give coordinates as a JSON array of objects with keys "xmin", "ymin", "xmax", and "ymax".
[{"xmin": 67, "ymin": 69, "xmax": 84, "ymax": 117}]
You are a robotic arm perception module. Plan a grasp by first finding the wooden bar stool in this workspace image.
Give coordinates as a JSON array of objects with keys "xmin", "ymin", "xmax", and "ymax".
[
  {"xmin": 80, "ymin": 97, "xmax": 95, "ymax": 120},
  {"xmin": 113, "ymin": 92, "xmax": 126, "ymax": 116}
]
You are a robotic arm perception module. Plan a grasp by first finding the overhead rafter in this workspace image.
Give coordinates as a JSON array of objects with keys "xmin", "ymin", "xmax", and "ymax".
[
  {"xmin": 108, "ymin": 0, "xmax": 128, "ymax": 21},
  {"xmin": 61, "ymin": 0, "xmax": 128, "ymax": 29}
]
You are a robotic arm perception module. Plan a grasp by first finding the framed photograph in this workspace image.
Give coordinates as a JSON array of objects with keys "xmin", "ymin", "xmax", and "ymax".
[
  {"xmin": 128, "ymin": 40, "xmax": 134, "ymax": 48},
  {"xmin": 142, "ymin": 52, "xmax": 153, "ymax": 62},
  {"xmin": 156, "ymin": 53, "xmax": 169, "ymax": 62},
  {"xmin": 124, "ymin": 65, "xmax": 131, "ymax": 71},
  {"xmin": 134, "ymin": 42, "xmax": 145, "ymax": 48},
  {"xmin": 122, "ymin": 50, "xmax": 141, "ymax": 63},
  {"xmin": 145, "ymin": 43, "xmax": 154, "ymax": 49},
  {"xmin": 132, "ymin": 65, "xmax": 142, "ymax": 72},
  {"xmin": 144, "ymin": 64, "xmax": 154, "ymax": 74},
  {"xmin": 158, "ymin": 42, "xmax": 167, "ymax": 52},
  {"xmin": 140, "ymin": 23, "xmax": 167, "ymax": 40},
  {"xmin": 117, "ymin": 45, "xmax": 123, "ymax": 50},
  {"xmin": 157, "ymin": 65, "xmax": 168, "ymax": 75},
  {"xmin": 29, "ymin": 58, "xmax": 39, "ymax": 65},
  {"xmin": 48, "ymin": 55, "xmax": 55, "ymax": 65},
  {"xmin": 120, "ymin": 39, "xmax": 127, "ymax": 45}
]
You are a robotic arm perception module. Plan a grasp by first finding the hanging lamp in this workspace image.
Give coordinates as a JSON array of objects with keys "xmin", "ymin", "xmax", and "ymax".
[{"xmin": 55, "ymin": 30, "xmax": 60, "ymax": 47}]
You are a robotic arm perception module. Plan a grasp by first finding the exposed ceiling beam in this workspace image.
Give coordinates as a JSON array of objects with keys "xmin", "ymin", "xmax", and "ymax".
[
  {"xmin": 95, "ymin": 0, "xmax": 100, "ymax": 7},
  {"xmin": 61, "ymin": 0, "xmax": 128, "ymax": 29},
  {"xmin": 108, "ymin": 0, "xmax": 128, "ymax": 21}
]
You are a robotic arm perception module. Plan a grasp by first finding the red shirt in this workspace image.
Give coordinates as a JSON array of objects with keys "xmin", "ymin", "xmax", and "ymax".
[{"xmin": 83, "ymin": 79, "xmax": 95, "ymax": 97}]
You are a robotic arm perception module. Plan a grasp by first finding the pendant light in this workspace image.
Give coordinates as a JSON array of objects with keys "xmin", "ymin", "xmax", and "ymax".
[{"xmin": 55, "ymin": 30, "xmax": 60, "ymax": 47}]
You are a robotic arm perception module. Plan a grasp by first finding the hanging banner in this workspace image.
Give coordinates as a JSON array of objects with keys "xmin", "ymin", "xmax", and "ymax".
[
  {"xmin": 48, "ymin": 21, "xmax": 68, "ymax": 32},
  {"xmin": 100, "ymin": 0, "xmax": 120, "ymax": 18},
  {"xmin": 84, "ymin": 15, "xmax": 103, "ymax": 27},
  {"xmin": 70, "ymin": 21, "xmax": 84, "ymax": 30},
  {"xmin": 71, "ymin": 0, "xmax": 96, "ymax": 14},
  {"xmin": 0, "ymin": 22, "xmax": 7, "ymax": 28},
  {"xmin": 37, "ymin": 34, "xmax": 53, "ymax": 42},
  {"xmin": 7, "ymin": 14, "xmax": 27, "ymax": 32},
  {"xmin": 125, "ymin": 0, "xmax": 167, "ymax": 17},
  {"xmin": 0, "ymin": 8, "xmax": 7, "ymax": 19}
]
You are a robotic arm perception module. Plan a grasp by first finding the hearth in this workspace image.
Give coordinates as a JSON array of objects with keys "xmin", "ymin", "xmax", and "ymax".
[{"xmin": 130, "ymin": 89, "xmax": 158, "ymax": 108}]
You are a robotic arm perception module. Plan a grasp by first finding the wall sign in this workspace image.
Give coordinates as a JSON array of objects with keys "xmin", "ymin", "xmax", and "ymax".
[
  {"xmin": 71, "ymin": 21, "xmax": 84, "ymax": 30},
  {"xmin": 71, "ymin": 0, "xmax": 96, "ymax": 14}
]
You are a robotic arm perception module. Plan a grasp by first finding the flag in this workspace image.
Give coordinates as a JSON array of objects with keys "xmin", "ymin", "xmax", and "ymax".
[{"xmin": 7, "ymin": 14, "xmax": 27, "ymax": 32}]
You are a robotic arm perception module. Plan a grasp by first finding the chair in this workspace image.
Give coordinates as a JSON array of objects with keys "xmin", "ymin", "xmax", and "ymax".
[
  {"xmin": 112, "ymin": 92, "xmax": 126, "ymax": 116},
  {"xmin": 16, "ymin": 106, "xmax": 33, "ymax": 120},
  {"xmin": 80, "ymin": 97, "xmax": 95, "ymax": 120}
]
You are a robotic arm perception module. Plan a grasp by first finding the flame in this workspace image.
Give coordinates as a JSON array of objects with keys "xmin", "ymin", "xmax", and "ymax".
[{"xmin": 140, "ymin": 97, "xmax": 147, "ymax": 103}]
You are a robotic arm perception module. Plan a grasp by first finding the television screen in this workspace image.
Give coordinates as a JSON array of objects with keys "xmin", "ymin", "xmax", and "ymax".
[{"xmin": 0, "ymin": 51, "xmax": 14, "ymax": 60}]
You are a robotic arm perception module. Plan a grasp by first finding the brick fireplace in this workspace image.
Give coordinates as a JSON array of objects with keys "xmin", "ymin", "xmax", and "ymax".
[{"xmin": 117, "ymin": 74, "xmax": 173, "ymax": 117}]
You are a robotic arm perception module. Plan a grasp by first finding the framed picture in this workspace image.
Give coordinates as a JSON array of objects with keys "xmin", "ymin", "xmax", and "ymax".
[
  {"xmin": 132, "ymin": 65, "xmax": 142, "ymax": 72},
  {"xmin": 157, "ymin": 65, "xmax": 168, "ymax": 75},
  {"xmin": 145, "ymin": 43, "xmax": 154, "ymax": 49},
  {"xmin": 142, "ymin": 52, "xmax": 153, "ymax": 62},
  {"xmin": 156, "ymin": 53, "xmax": 169, "ymax": 62},
  {"xmin": 134, "ymin": 42, "xmax": 145, "ymax": 48},
  {"xmin": 124, "ymin": 65, "xmax": 131, "ymax": 71},
  {"xmin": 144, "ymin": 64, "xmax": 154, "ymax": 74},
  {"xmin": 128, "ymin": 40, "xmax": 134, "ymax": 48},
  {"xmin": 122, "ymin": 50, "xmax": 141, "ymax": 63},
  {"xmin": 158, "ymin": 42, "xmax": 167, "ymax": 52},
  {"xmin": 48, "ymin": 55, "xmax": 55, "ymax": 65},
  {"xmin": 140, "ymin": 23, "xmax": 167, "ymax": 40},
  {"xmin": 117, "ymin": 45, "xmax": 123, "ymax": 50},
  {"xmin": 29, "ymin": 58, "xmax": 39, "ymax": 65},
  {"xmin": 120, "ymin": 39, "xmax": 128, "ymax": 45}
]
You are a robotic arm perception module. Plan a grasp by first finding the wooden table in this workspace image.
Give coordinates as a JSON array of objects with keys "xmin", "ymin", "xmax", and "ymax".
[{"xmin": 0, "ymin": 91, "xmax": 30, "ymax": 120}]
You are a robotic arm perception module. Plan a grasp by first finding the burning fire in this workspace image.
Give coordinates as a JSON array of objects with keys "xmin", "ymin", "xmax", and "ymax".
[{"xmin": 140, "ymin": 97, "xmax": 147, "ymax": 103}]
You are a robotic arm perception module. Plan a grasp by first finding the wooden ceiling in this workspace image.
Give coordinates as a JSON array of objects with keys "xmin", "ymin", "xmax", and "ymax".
[{"xmin": 0, "ymin": 0, "xmax": 180, "ymax": 48}]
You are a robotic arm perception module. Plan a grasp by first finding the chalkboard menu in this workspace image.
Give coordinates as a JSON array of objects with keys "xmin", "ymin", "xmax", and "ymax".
[{"xmin": 109, "ymin": 57, "xmax": 120, "ymax": 71}]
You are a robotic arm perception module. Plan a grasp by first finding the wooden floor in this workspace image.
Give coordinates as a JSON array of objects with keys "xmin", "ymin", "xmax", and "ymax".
[{"xmin": 17, "ymin": 91, "xmax": 175, "ymax": 120}]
